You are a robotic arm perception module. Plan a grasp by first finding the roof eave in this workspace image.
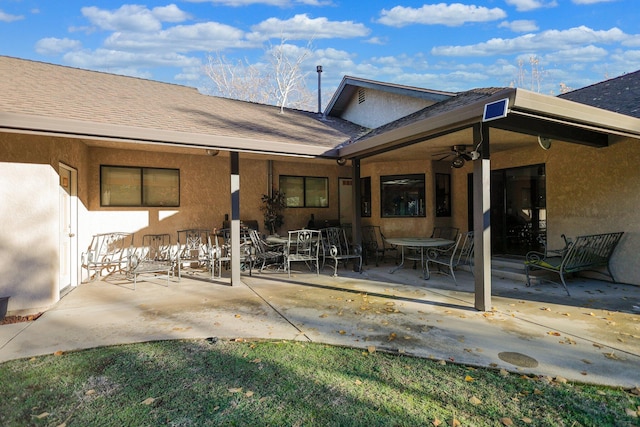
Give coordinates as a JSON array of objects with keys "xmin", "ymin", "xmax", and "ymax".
[
  {"xmin": 0, "ymin": 112, "xmax": 340, "ymax": 158},
  {"xmin": 339, "ymin": 87, "xmax": 640, "ymax": 159}
]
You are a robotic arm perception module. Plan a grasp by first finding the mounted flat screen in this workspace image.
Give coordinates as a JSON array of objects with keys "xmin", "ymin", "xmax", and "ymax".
[{"xmin": 482, "ymin": 98, "xmax": 509, "ymax": 122}]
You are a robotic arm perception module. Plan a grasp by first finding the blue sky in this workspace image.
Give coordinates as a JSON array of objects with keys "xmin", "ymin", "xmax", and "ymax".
[{"xmin": 1, "ymin": 0, "xmax": 639, "ymax": 100}]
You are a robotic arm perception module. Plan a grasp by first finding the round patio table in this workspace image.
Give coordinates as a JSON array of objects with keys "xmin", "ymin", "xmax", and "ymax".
[{"xmin": 385, "ymin": 237, "xmax": 455, "ymax": 280}]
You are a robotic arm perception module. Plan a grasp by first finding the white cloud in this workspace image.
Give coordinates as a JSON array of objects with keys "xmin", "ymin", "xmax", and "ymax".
[
  {"xmin": 104, "ymin": 22, "xmax": 251, "ymax": 52},
  {"xmin": 35, "ymin": 37, "xmax": 82, "ymax": 55},
  {"xmin": 365, "ymin": 37, "xmax": 388, "ymax": 45},
  {"xmin": 544, "ymin": 45, "xmax": 609, "ymax": 63},
  {"xmin": 182, "ymin": 0, "xmax": 332, "ymax": 6},
  {"xmin": 150, "ymin": 4, "xmax": 192, "ymax": 23},
  {"xmin": 63, "ymin": 49, "xmax": 201, "ymax": 73},
  {"xmin": 0, "ymin": 10, "xmax": 24, "ymax": 22},
  {"xmin": 377, "ymin": 4, "xmax": 506, "ymax": 28},
  {"xmin": 432, "ymin": 26, "xmax": 629, "ymax": 57},
  {"xmin": 572, "ymin": 0, "xmax": 616, "ymax": 4},
  {"xmin": 505, "ymin": 0, "xmax": 558, "ymax": 12},
  {"xmin": 248, "ymin": 14, "xmax": 370, "ymax": 42},
  {"xmin": 498, "ymin": 20, "xmax": 539, "ymax": 33},
  {"xmin": 81, "ymin": 4, "xmax": 191, "ymax": 33}
]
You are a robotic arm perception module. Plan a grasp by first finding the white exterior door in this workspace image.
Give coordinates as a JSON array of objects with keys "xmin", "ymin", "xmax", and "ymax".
[{"xmin": 59, "ymin": 164, "xmax": 78, "ymax": 294}]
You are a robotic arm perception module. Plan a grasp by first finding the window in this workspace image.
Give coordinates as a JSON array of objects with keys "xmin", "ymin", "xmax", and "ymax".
[
  {"xmin": 361, "ymin": 177, "xmax": 371, "ymax": 217},
  {"xmin": 280, "ymin": 175, "xmax": 329, "ymax": 208},
  {"xmin": 435, "ymin": 173, "xmax": 451, "ymax": 217},
  {"xmin": 380, "ymin": 174, "xmax": 425, "ymax": 217},
  {"xmin": 101, "ymin": 166, "xmax": 180, "ymax": 207}
]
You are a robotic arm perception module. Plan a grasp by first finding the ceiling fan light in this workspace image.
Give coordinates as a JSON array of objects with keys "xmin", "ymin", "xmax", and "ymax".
[{"xmin": 451, "ymin": 157, "xmax": 466, "ymax": 168}]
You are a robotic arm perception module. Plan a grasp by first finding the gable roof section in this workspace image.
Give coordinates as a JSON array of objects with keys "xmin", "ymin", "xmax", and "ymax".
[
  {"xmin": 0, "ymin": 56, "xmax": 366, "ymax": 158},
  {"xmin": 324, "ymin": 75, "xmax": 455, "ymax": 118},
  {"xmin": 559, "ymin": 70, "xmax": 640, "ymax": 118}
]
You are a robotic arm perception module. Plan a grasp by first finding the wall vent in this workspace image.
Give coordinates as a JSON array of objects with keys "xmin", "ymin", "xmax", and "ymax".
[{"xmin": 358, "ymin": 88, "xmax": 366, "ymax": 104}]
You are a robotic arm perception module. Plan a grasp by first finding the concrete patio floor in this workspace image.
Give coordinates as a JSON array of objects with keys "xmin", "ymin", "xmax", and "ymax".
[{"xmin": 1, "ymin": 262, "xmax": 639, "ymax": 388}]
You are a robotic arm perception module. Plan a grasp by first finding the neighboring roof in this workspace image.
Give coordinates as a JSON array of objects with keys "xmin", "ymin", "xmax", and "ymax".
[
  {"xmin": 324, "ymin": 75, "xmax": 455, "ymax": 118},
  {"xmin": 0, "ymin": 56, "xmax": 366, "ymax": 158},
  {"xmin": 559, "ymin": 70, "xmax": 640, "ymax": 118}
]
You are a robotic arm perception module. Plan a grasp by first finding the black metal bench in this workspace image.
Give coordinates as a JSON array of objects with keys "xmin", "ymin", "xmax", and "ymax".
[{"xmin": 524, "ymin": 232, "xmax": 624, "ymax": 295}]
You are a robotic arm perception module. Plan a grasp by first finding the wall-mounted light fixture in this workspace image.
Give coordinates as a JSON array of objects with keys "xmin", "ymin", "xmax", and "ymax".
[
  {"xmin": 206, "ymin": 149, "xmax": 220, "ymax": 156},
  {"xmin": 336, "ymin": 158, "xmax": 347, "ymax": 166},
  {"xmin": 537, "ymin": 135, "xmax": 552, "ymax": 150}
]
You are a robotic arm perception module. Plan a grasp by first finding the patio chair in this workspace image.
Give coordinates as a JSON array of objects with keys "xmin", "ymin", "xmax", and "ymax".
[
  {"xmin": 248, "ymin": 229, "xmax": 285, "ymax": 273},
  {"xmin": 409, "ymin": 226, "xmax": 459, "ymax": 269},
  {"xmin": 425, "ymin": 232, "xmax": 466, "ymax": 283},
  {"xmin": 177, "ymin": 229, "xmax": 211, "ymax": 278},
  {"xmin": 361, "ymin": 225, "xmax": 398, "ymax": 266},
  {"xmin": 285, "ymin": 229, "xmax": 321, "ymax": 277},
  {"xmin": 321, "ymin": 227, "xmax": 363, "ymax": 277}
]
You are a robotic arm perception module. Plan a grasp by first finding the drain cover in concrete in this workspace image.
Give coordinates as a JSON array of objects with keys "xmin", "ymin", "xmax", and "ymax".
[{"xmin": 498, "ymin": 352, "xmax": 539, "ymax": 368}]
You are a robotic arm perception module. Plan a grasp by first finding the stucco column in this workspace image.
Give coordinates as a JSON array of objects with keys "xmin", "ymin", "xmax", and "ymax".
[
  {"xmin": 230, "ymin": 151, "xmax": 242, "ymax": 285},
  {"xmin": 473, "ymin": 123, "xmax": 491, "ymax": 311}
]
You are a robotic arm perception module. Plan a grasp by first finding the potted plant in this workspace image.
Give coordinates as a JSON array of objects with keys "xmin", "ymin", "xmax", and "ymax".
[{"xmin": 260, "ymin": 189, "xmax": 286, "ymax": 235}]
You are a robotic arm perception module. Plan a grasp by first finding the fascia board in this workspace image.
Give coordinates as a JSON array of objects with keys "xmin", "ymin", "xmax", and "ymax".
[
  {"xmin": 511, "ymin": 89, "xmax": 640, "ymax": 137},
  {"xmin": 0, "ymin": 112, "xmax": 337, "ymax": 158}
]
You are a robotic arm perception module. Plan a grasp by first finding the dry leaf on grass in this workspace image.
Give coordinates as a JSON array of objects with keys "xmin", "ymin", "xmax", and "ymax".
[
  {"xmin": 141, "ymin": 397, "xmax": 156, "ymax": 405},
  {"xmin": 431, "ymin": 419, "xmax": 442, "ymax": 426},
  {"xmin": 450, "ymin": 418, "xmax": 461, "ymax": 426},
  {"xmin": 245, "ymin": 391, "xmax": 254, "ymax": 397},
  {"xmin": 500, "ymin": 417, "xmax": 514, "ymax": 426},
  {"xmin": 464, "ymin": 375, "xmax": 475, "ymax": 382},
  {"xmin": 34, "ymin": 412, "xmax": 50, "ymax": 419},
  {"xmin": 469, "ymin": 396, "xmax": 482, "ymax": 405},
  {"xmin": 54, "ymin": 350, "xmax": 64, "ymax": 356},
  {"xmin": 228, "ymin": 387, "xmax": 243, "ymax": 393},
  {"xmin": 367, "ymin": 346, "xmax": 376, "ymax": 353}
]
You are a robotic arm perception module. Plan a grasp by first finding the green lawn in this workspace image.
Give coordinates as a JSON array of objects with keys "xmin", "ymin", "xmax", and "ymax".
[{"xmin": 1, "ymin": 339, "xmax": 638, "ymax": 426}]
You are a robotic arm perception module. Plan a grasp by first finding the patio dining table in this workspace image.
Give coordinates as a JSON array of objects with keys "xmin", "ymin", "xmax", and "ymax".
[{"xmin": 385, "ymin": 237, "xmax": 455, "ymax": 280}]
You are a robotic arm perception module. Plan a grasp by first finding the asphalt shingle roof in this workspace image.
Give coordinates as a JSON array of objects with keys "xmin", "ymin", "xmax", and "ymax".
[
  {"xmin": 0, "ymin": 56, "xmax": 366, "ymax": 149},
  {"xmin": 559, "ymin": 70, "xmax": 640, "ymax": 118}
]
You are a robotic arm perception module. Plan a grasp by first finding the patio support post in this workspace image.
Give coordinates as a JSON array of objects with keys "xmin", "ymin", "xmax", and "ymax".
[
  {"xmin": 472, "ymin": 123, "xmax": 492, "ymax": 311},
  {"xmin": 351, "ymin": 159, "xmax": 362, "ymax": 270},
  {"xmin": 230, "ymin": 151, "xmax": 242, "ymax": 285}
]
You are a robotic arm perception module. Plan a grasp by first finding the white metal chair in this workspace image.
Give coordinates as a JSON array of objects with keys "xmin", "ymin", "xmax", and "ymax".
[
  {"xmin": 321, "ymin": 227, "xmax": 362, "ymax": 277},
  {"xmin": 285, "ymin": 229, "xmax": 321, "ymax": 277}
]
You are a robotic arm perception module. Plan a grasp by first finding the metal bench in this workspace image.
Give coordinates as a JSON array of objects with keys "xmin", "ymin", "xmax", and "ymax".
[
  {"xmin": 125, "ymin": 234, "xmax": 180, "ymax": 289},
  {"xmin": 81, "ymin": 232, "xmax": 134, "ymax": 282},
  {"xmin": 524, "ymin": 232, "xmax": 624, "ymax": 296}
]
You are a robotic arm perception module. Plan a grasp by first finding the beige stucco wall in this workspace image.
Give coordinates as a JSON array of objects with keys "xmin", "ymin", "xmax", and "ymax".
[
  {"xmin": 359, "ymin": 138, "xmax": 640, "ymax": 286},
  {"xmin": 0, "ymin": 133, "xmax": 88, "ymax": 314},
  {"xmin": 340, "ymin": 89, "xmax": 434, "ymax": 129}
]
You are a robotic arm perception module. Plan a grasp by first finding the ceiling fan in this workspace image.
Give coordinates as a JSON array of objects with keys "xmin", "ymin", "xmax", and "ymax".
[{"xmin": 432, "ymin": 145, "xmax": 476, "ymax": 168}]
